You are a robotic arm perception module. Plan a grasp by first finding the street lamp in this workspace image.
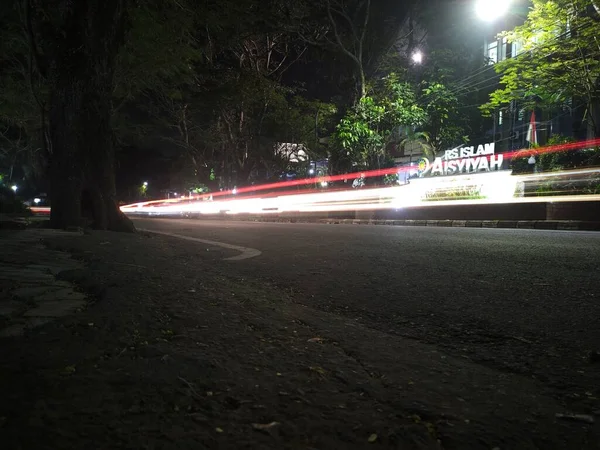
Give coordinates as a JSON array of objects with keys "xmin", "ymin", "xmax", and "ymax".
[
  {"xmin": 475, "ymin": 0, "xmax": 512, "ymax": 22},
  {"xmin": 11, "ymin": 184, "xmax": 17, "ymax": 193},
  {"xmin": 411, "ymin": 51, "xmax": 423, "ymax": 64},
  {"xmin": 143, "ymin": 181, "xmax": 148, "ymax": 187}
]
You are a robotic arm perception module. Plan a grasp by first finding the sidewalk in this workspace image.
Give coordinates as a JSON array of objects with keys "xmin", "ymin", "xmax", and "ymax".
[
  {"xmin": 0, "ymin": 229, "xmax": 598, "ymax": 449},
  {"xmin": 0, "ymin": 229, "xmax": 88, "ymax": 337}
]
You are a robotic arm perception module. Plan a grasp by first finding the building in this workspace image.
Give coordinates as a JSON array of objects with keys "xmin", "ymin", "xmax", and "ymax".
[{"xmin": 481, "ymin": 1, "xmax": 588, "ymax": 152}]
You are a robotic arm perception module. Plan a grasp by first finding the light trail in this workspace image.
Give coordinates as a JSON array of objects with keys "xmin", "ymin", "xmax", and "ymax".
[
  {"xmin": 29, "ymin": 139, "xmax": 600, "ymax": 217},
  {"xmin": 119, "ymin": 168, "xmax": 600, "ymax": 216},
  {"xmin": 122, "ymin": 138, "xmax": 600, "ymax": 210}
]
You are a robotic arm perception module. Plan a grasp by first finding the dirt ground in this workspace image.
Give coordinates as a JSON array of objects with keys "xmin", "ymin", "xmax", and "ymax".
[{"xmin": 0, "ymin": 230, "xmax": 598, "ymax": 449}]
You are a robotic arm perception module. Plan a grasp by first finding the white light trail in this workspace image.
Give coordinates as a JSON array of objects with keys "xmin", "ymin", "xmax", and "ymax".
[{"xmin": 117, "ymin": 168, "xmax": 600, "ymax": 217}]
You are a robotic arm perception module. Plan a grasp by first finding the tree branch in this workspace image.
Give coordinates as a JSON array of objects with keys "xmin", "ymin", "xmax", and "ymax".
[
  {"xmin": 24, "ymin": 0, "xmax": 47, "ymax": 77},
  {"xmin": 325, "ymin": 0, "xmax": 361, "ymax": 64}
]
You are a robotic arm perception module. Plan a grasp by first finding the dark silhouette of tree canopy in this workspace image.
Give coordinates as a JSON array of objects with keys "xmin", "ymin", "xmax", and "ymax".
[{"xmin": 0, "ymin": 0, "xmax": 509, "ymax": 228}]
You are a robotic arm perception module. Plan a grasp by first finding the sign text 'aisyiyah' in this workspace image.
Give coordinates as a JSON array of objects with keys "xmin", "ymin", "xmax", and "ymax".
[{"xmin": 418, "ymin": 143, "xmax": 503, "ymax": 177}]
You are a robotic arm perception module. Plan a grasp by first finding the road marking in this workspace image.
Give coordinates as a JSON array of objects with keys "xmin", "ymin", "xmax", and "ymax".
[{"xmin": 137, "ymin": 228, "xmax": 262, "ymax": 261}]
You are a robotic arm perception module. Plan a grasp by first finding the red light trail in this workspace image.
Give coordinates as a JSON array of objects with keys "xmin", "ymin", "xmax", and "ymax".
[{"xmin": 29, "ymin": 139, "xmax": 600, "ymax": 217}]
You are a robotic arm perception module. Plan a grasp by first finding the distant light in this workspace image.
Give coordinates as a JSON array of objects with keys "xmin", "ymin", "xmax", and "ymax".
[
  {"xmin": 143, "ymin": 181, "xmax": 148, "ymax": 187},
  {"xmin": 173, "ymin": 192, "xmax": 178, "ymax": 196},
  {"xmin": 309, "ymin": 169, "xmax": 315, "ymax": 175},
  {"xmin": 232, "ymin": 188, "xmax": 237, "ymax": 195},
  {"xmin": 320, "ymin": 181, "xmax": 328, "ymax": 187},
  {"xmin": 411, "ymin": 51, "xmax": 423, "ymax": 64},
  {"xmin": 475, "ymin": 0, "xmax": 512, "ymax": 21},
  {"xmin": 11, "ymin": 185, "xmax": 17, "ymax": 192},
  {"xmin": 34, "ymin": 197, "xmax": 41, "ymax": 204}
]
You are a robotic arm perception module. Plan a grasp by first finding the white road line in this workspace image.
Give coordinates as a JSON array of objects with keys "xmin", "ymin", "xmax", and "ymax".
[{"xmin": 137, "ymin": 228, "xmax": 262, "ymax": 261}]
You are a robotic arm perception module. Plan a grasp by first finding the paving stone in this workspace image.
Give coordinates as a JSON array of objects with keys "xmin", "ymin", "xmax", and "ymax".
[
  {"xmin": 0, "ymin": 272, "xmax": 55, "ymax": 282},
  {"xmin": 33, "ymin": 288, "xmax": 87, "ymax": 303},
  {"xmin": 11, "ymin": 285, "xmax": 64, "ymax": 299},
  {"xmin": 52, "ymin": 280, "xmax": 75, "ymax": 288},
  {"xmin": 0, "ymin": 324, "xmax": 25, "ymax": 337},
  {"xmin": 0, "ymin": 302, "xmax": 23, "ymax": 317},
  {"xmin": 0, "ymin": 229, "xmax": 88, "ymax": 337},
  {"xmin": 24, "ymin": 299, "xmax": 86, "ymax": 318},
  {"xmin": 24, "ymin": 317, "xmax": 53, "ymax": 329},
  {"xmin": 26, "ymin": 264, "xmax": 81, "ymax": 275},
  {"xmin": 0, "ymin": 270, "xmax": 55, "ymax": 283},
  {"xmin": 0, "ymin": 265, "xmax": 50, "ymax": 273}
]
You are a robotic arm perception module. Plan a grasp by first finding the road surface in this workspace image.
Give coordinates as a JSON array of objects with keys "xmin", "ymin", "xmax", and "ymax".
[
  {"xmin": 134, "ymin": 218, "xmax": 600, "ymax": 382},
  {"xmin": 3, "ymin": 219, "xmax": 598, "ymax": 449}
]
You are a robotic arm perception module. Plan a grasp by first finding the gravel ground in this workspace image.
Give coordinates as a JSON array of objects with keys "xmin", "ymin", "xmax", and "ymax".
[{"xmin": 0, "ymin": 229, "xmax": 598, "ymax": 449}]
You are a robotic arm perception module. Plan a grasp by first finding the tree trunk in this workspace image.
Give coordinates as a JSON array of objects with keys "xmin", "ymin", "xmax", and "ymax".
[
  {"xmin": 358, "ymin": 64, "xmax": 366, "ymax": 100},
  {"xmin": 589, "ymin": 79, "xmax": 600, "ymax": 138},
  {"xmin": 587, "ymin": 100, "xmax": 600, "ymax": 139},
  {"xmin": 235, "ymin": 164, "xmax": 254, "ymax": 187},
  {"xmin": 48, "ymin": 82, "xmax": 85, "ymax": 228},
  {"xmin": 47, "ymin": 0, "xmax": 133, "ymax": 231}
]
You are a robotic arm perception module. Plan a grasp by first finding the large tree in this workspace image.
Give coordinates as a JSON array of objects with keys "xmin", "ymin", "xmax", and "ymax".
[
  {"xmin": 293, "ymin": 0, "xmax": 417, "ymax": 104},
  {"xmin": 25, "ymin": 0, "xmax": 133, "ymax": 230}
]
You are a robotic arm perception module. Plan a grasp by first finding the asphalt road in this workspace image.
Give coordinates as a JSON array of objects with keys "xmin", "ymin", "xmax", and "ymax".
[{"xmin": 133, "ymin": 218, "xmax": 600, "ymax": 393}]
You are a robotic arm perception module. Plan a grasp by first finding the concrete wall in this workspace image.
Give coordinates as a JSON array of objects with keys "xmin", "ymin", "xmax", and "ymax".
[{"xmin": 276, "ymin": 201, "xmax": 600, "ymax": 222}]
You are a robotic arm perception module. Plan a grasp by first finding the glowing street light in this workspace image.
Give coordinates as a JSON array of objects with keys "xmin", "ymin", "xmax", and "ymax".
[
  {"xmin": 11, "ymin": 184, "xmax": 17, "ymax": 192},
  {"xmin": 140, "ymin": 181, "xmax": 149, "ymax": 198},
  {"xmin": 411, "ymin": 51, "xmax": 423, "ymax": 64},
  {"xmin": 475, "ymin": 0, "xmax": 512, "ymax": 22}
]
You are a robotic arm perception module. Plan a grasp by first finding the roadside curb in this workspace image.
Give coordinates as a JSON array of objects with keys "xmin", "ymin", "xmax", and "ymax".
[
  {"xmin": 0, "ymin": 215, "xmax": 48, "ymax": 230},
  {"xmin": 233, "ymin": 216, "xmax": 600, "ymax": 231}
]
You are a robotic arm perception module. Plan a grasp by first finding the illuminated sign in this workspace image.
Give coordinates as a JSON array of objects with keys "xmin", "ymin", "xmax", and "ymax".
[{"xmin": 417, "ymin": 142, "xmax": 504, "ymax": 177}]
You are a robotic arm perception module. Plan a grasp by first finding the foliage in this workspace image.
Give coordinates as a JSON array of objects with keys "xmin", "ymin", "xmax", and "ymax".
[
  {"xmin": 421, "ymin": 82, "xmax": 468, "ymax": 152},
  {"xmin": 332, "ymin": 75, "xmax": 425, "ymax": 171},
  {"xmin": 537, "ymin": 134, "xmax": 578, "ymax": 171},
  {"xmin": 481, "ymin": 0, "xmax": 600, "ymax": 136},
  {"xmin": 511, "ymin": 133, "xmax": 600, "ymax": 175},
  {"xmin": 0, "ymin": 1, "xmax": 48, "ymax": 185},
  {"xmin": 0, "ymin": 0, "xmax": 490, "ymax": 202},
  {"xmin": 121, "ymin": 0, "xmax": 340, "ymax": 189},
  {"xmin": 399, "ymin": 129, "xmax": 433, "ymax": 160},
  {"xmin": 113, "ymin": 0, "xmax": 202, "ymax": 110},
  {"xmin": 383, "ymin": 173, "xmax": 400, "ymax": 185}
]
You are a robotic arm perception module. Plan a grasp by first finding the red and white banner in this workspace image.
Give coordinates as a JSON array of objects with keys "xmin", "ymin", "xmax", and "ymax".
[{"xmin": 526, "ymin": 110, "xmax": 537, "ymax": 146}]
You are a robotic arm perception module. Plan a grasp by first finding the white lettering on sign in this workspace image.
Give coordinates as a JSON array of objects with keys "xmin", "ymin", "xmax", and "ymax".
[
  {"xmin": 445, "ymin": 143, "xmax": 495, "ymax": 161},
  {"xmin": 417, "ymin": 142, "xmax": 504, "ymax": 177}
]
